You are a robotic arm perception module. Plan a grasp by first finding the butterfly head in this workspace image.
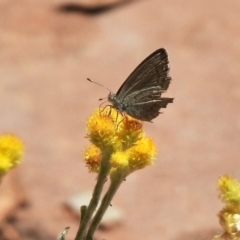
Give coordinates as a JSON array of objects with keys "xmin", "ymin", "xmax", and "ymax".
[
  {"xmin": 108, "ymin": 92, "xmax": 124, "ymax": 111},
  {"xmin": 108, "ymin": 92, "xmax": 117, "ymax": 105}
]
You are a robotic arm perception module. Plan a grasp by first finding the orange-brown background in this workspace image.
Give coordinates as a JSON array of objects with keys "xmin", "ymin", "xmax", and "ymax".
[{"xmin": 0, "ymin": 0, "xmax": 239, "ymax": 239}]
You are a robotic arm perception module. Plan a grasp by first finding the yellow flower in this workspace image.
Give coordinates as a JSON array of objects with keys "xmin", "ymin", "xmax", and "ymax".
[
  {"xmin": 85, "ymin": 108, "xmax": 157, "ymax": 177},
  {"xmin": 86, "ymin": 108, "xmax": 120, "ymax": 151},
  {"xmin": 81, "ymin": 107, "xmax": 160, "ymax": 240},
  {"xmin": 218, "ymin": 175, "xmax": 240, "ymax": 206},
  {"xmin": 84, "ymin": 145, "xmax": 102, "ymax": 173},
  {"xmin": 127, "ymin": 137, "xmax": 156, "ymax": 172},
  {"xmin": 116, "ymin": 116, "xmax": 143, "ymax": 150},
  {"xmin": 214, "ymin": 176, "xmax": 240, "ymax": 240},
  {"xmin": 0, "ymin": 134, "xmax": 24, "ymax": 176}
]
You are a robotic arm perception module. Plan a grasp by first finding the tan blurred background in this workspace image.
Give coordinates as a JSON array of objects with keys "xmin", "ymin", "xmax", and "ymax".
[{"xmin": 0, "ymin": 0, "xmax": 240, "ymax": 239}]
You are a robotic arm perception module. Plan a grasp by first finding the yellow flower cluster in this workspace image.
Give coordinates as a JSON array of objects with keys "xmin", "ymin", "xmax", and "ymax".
[
  {"xmin": 214, "ymin": 175, "xmax": 240, "ymax": 240},
  {"xmin": 84, "ymin": 108, "xmax": 157, "ymax": 177},
  {"xmin": 0, "ymin": 134, "xmax": 24, "ymax": 176}
]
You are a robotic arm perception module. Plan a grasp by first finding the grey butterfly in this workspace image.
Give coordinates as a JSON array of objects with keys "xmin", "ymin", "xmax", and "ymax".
[
  {"xmin": 88, "ymin": 48, "xmax": 173, "ymax": 122},
  {"xmin": 108, "ymin": 48, "xmax": 173, "ymax": 122}
]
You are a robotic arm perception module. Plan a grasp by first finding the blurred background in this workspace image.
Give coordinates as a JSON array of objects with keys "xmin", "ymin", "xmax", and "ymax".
[{"xmin": 0, "ymin": 0, "xmax": 240, "ymax": 239}]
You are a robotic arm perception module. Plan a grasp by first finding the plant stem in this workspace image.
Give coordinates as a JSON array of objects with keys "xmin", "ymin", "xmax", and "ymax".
[
  {"xmin": 85, "ymin": 172, "xmax": 125, "ymax": 240},
  {"xmin": 74, "ymin": 151, "xmax": 112, "ymax": 240},
  {"xmin": 80, "ymin": 206, "xmax": 87, "ymax": 223}
]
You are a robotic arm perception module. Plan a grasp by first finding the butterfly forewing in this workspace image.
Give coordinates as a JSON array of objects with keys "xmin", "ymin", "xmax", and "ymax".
[{"xmin": 116, "ymin": 48, "xmax": 171, "ymax": 99}]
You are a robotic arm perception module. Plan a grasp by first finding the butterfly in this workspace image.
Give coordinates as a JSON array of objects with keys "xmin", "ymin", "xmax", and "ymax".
[{"xmin": 88, "ymin": 48, "xmax": 173, "ymax": 122}]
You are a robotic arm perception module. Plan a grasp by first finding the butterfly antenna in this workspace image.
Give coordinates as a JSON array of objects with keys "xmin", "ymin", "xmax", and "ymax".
[
  {"xmin": 99, "ymin": 97, "xmax": 108, "ymax": 101},
  {"xmin": 87, "ymin": 78, "xmax": 113, "ymax": 93}
]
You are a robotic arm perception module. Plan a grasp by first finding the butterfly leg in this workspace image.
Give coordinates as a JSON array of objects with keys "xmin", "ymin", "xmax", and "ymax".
[{"xmin": 99, "ymin": 104, "xmax": 112, "ymax": 116}]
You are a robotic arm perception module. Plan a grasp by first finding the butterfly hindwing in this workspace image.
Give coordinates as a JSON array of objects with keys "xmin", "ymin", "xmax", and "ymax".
[{"xmin": 122, "ymin": 86, "xmax": 173, "ymax": 121}]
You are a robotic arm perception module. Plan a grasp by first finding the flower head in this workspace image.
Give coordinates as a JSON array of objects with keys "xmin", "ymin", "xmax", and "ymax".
[
  {"xmin": 86, "ymin": 108, "xmax": 121, "ymax": 151},
  {"xmin": 84, "ymin": 108, "xmax": 157, "ymax": 177},
  {"xmin": 0, "ymin": 134, "xmax": 24, "ymax": 176},
  {"xmin": 218, "ymin": 175, "xmax": 240, "ymax": 206},
  {"xmin": 84, "ymin": 145, "xmax": 102, "ymax": 173}
]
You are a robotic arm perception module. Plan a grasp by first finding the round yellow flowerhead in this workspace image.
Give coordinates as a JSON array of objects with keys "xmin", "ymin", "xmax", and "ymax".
[
  {"xmin": 85, "ymin": 108, "xmax": 157, "ymax": 176},
  {"xmin": 0, "ymin": 134, "xmax": 24, "ymax": 176}
]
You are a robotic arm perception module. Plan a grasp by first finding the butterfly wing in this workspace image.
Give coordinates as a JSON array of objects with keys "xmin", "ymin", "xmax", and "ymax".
[
  {"xmin": 121, "ymin": 86, "xmax": 174, "ymax": 121},
  {"xmin": 116, "ymin": 48, "xmax": 171, "ymax": 99}
]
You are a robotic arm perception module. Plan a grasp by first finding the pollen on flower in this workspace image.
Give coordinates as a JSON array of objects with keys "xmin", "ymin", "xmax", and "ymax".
[
  {"xmin": 84, "ymin": 145, "xmax": 102, "ymax": 173},
  {"xmin": 0, "ymin": 134, "xmax": 24, "ymax": 176}
]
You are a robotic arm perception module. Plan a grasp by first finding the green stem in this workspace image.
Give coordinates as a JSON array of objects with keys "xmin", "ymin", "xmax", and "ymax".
[
  {"xmin": 85, "ymin": 171, "xmax": 125, "ymax": 240},
  {"xmin": 74, "ymin": 151, "xmax": 112, "ymax": 240},
  {"xmin": 80, "ymin": 206, "xmax": 87, "ymax": 223}
]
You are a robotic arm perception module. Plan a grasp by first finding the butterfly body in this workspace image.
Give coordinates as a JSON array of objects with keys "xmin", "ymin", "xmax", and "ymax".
[{"xmin": 107, "ymin": 48, "xmax": 173, "ymax": 122}]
